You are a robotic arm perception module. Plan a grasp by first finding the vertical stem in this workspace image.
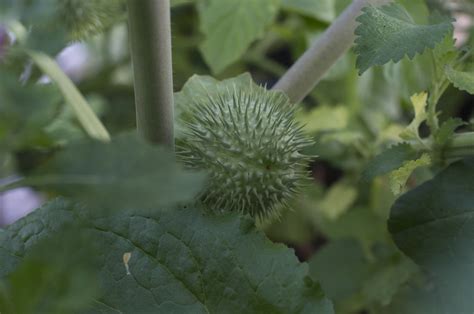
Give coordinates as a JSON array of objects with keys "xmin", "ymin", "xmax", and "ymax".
[
  {"xmin": 272, "ymin": 0, "xmax": 392, "ymax": 104},
  {"xmin": 127, "ymin": 0, "xmax": 175, "ymax": 148}
]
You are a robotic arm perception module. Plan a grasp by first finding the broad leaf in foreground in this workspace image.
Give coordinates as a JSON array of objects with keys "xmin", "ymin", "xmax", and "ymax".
[
  {"xmin": 0, "ymin": 228, "xmax": 99, "ymax": 313},
  {"xmin": 198, "ymin": 0, "xmax": 279, "ymax": 73},
  {"xmin": 354, "ymin": 4, "xmax": 453, "ymax": 74},
  {"xmin": 389, "ymin": 158, "xmax": 474, "ymax": 313},
  {"xmin": 18, "ymin": 133, "xmax": 206, "ymax": 211},
  {"xmin": 0, "ymin": 199, "xmax": 334, "ymax": 313}
]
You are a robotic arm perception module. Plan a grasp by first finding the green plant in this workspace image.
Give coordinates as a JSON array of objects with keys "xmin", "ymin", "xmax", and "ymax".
[{"xmin": 1, "ymin": 0, "xmax": 474, "ymax": 313}]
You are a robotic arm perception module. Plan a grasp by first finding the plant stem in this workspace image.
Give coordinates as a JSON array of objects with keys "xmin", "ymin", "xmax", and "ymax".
[
  {"xmin": 445, "ymin": 132, "xmax": 474, "ymax": 159},
  {"xmin": 127, "ymin": 0, "xmax": 175, "ymax": 148},
  {"xmin": 272, "ymin": 0, "xmax": 392, "ymax": 104}
]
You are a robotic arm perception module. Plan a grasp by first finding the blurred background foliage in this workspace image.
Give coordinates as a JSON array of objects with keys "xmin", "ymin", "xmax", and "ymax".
[{"xmin": 1, "ymin": 0, "xmax": 474, "ymax": 313}]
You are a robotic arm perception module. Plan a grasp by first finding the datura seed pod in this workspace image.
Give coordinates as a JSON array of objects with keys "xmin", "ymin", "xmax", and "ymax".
[{"xmin": 177, "ymin": 84, "xmax": 313, "ymax": 220}]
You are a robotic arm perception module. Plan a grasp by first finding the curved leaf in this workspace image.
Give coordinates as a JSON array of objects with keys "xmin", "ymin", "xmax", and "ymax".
[
  {"xmin": 354, "ymin": 4, "xmax": 453, "ymax": 74},
  {"xmin": 198, "ymin": 0, "xmax": 279, "ymax": 73},
  {"xmin": 389, "ymin": 158, "xmax": 474, "ymax": 313},
  {"xmin": 445, "ymin": 66, "xmax": 474, "ymax": 95}
]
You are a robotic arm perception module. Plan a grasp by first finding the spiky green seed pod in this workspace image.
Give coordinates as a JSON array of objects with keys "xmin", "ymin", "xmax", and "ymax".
[
  {"xmin": 56, "ymin": 0, "xmax": 125, "ymax": 41},
  {"xmin": 177, "ymin": 85, "xmax": 313, "ymax": 220}
]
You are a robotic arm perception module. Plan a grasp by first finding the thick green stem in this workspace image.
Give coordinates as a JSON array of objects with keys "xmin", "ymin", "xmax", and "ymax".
[
  {"xmin": 272, "ymin": 0, "xmax": 391, "ymax": 104},
  {"xmin": 127, "ymin": 0, "xmax": 174, "ymax": 148},
  {"xmin": 445, "ymin": 132, "xmax": 474, "ymax": 159}
]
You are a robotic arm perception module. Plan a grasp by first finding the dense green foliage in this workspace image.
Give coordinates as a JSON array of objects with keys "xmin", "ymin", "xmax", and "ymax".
[{"xmin": 1, "ymin": 0, "xmax": 474, "ymax": 313}]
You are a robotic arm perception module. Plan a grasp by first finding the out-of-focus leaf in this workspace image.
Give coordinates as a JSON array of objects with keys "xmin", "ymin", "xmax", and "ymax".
[
  {"xmin": 354, "ymin": 4, "xmax": 453, "ymax": 74},
  {"xmin": 362, "ymin": 143, "xmax": 419, "ymax": 181},
  {"xmin": 445, "ymin": 66, "xmax": 474, "ymax": 95},
  {"xmin": 319, "ymin": 181, "xmax": 358, "ymax": 220},
  {"xmin": 316, "ymin": 207, "xmax": 389, "ymax": 255},
  {"xmin": 297, "ymin": 105, "xmax": 349, "ymax": 133},
  {"xmin": 0, "ymin": 72, "xmax": 60, "ymax": 150},
  {"xmin": 18, "ymin": 133, "xmax": 206, "ymax": 212},
  {"xmin": 0, "ymin": 226, "xmax": 99, "ymax": 314},
  {"xmin": 389, "ymin": 158, "xmax": 474, "ymax": 314},
  {"xmin": 198, "ymin": 0, "xmax": 280, "ymax": 73},
  {"xmin": 0, "ymin": 199, "xmax": 335, "ymax": 313},
  {"xmin": 282, "ymin": 0, "xmax": 335, "ymax": 22},
  {"xmin": 1, "ymin": 1, "xmax": 68, "ymax": 54},
  {"xmin": 309, "ymin": 239, "xmax": 419, "ymax": 313}
]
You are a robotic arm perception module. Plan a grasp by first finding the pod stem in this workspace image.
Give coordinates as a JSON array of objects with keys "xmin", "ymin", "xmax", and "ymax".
[
  {"xmin": 127, "ymin": 0, "xmax": 175, "ymax": 149},
  {"xmin": 272, "ymin": 0, "xmax": 392, "ymax": 104}
]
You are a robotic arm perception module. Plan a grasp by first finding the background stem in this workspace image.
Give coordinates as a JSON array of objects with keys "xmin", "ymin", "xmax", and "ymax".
[
  {"xmin": 445, "ymin": 132, "xmax": 474, "ymax": 159},
  {"xmin": 272, "ymin": 0, "xmax": 391, "ymax": 104},
  {"xmin": 127, "ymin": 0, "xmax": 175, "ymax": 148}
]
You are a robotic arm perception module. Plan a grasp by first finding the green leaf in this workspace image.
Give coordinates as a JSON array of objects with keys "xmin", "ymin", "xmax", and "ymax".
[
  {"xmin": 445, "ymin": 66, "xmax": 474, "ymax": 94},
  {"xmin": 389, "ymin": 158, "xmax": 474, "ymax": 314},
  {"xmin": 0, "ymin": 71, "xmax": 60, "ymax": 150},
  {"xmin": 319, "ymin": 181, "xmax": 358, "ymax": 220},
  {"xmin": 18, "ymin": 133, "xmax": 206, "ymax": 212},
  {"xmin": 399, "ymin": 92, "xmax": 428, "ymax": 140},
  {"xmin": 309, "ymin": 239, "xmax": 418, "ymax": 313},
  {"xmin": 354, "ymin": 4, "xmax": 453, "ymax": 74},
  {"xmin": 432, "ymin": 32, "xmax": 457, "ymax": 69},
  {"xmin": 28, "ymin": 50, "xmax": 111, "ymax": 142},
  {"xmin": 383, "ymin": 277, "xmax": 443, "ymax": 314},
  {"xmin": 388, "ymin": 153, "xmax": 431, "ymax": 195},
  {"xmin": 296, "ymin": 105, "xmax": 349, "ymax": 133},
  {"xmin": 362, "ymin": 143, "xmax": 419, "ymax": 181},
  {"xmin": 198, "ymin": 0, "xmax": 280, "ymax": 73},
  {"xmin": 0, "ymin": 228, "xmax": 99, "ymax": 314},
  {"xmin": 282, "ymin": 0, "xmax": 335, "ymax": 22},
  {"xmin": 316, "ymin": 207, "xmax": 389, "ymax": 256},
  {"xmin": 0, "ymin": 199, "xmax": 334, "ymax": 313},
  {"xmin": 434, "ymin": 118, "xmax": 465, "ymax": 147}
]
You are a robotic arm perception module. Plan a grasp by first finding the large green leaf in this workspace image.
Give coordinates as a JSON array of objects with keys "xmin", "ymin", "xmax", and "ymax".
[
  {"xmin": 354, "ymin": 3, "xmax": 453, "ymax": 74},
  {"xmin": 0, "ymin": 199, "xmax": 334, "ymax": 313},
  {"xmin": 0, "ymin": 228, "xmax": 99, "ymax": 314},
  {"xmin": 12, "ymin": 133, "xmax": 206, "ymax": 212},
  {"xmin": 389, "ymin": 158, "xmax": 474, "ymax": 313},
  {"xmin": 198, "ymin": 0, "xmax": 280, "ymax": 73}
]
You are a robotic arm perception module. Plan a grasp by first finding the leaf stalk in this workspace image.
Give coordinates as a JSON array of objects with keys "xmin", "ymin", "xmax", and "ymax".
[{"xmin": 272, "ymin": 0, "xmax": 392, "ymax": 103}]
